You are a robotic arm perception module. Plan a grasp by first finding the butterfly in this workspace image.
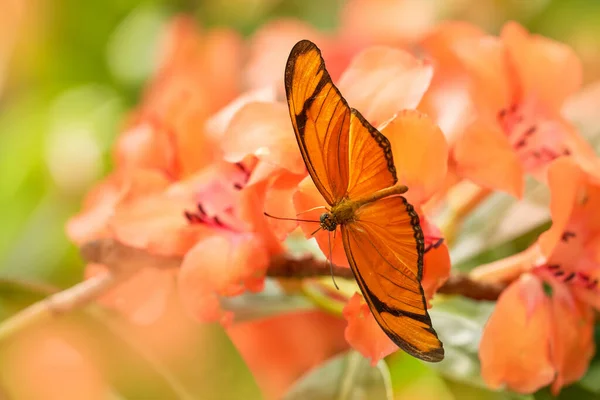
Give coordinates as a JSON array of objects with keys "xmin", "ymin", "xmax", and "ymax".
[{"xmin": 284, "ymin": 39, "xmax": 444, "ymax": 362}]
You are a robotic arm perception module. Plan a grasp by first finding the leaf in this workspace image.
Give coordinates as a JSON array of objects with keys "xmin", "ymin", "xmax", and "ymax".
[
  {"xmin": 446, "ymin": 379, "xmax": 534, "ymax": 400},
  {"xmin": 284, "ymin": 351, "xmax": 392, "ymax": 400},
  {"xmin": 106, "ymin": 3, "xmax": 169, "ymax": 87},
  {"xmin": 534, "ymin": 385, "xmax": 600, "ymax": 400},
  {"xmin": 579, "ymin": 359, "xmax": 600, "ymax": 393},
  {"xmin": 221, "ymin": 279, "xmax": 315, "ymax": 322}
]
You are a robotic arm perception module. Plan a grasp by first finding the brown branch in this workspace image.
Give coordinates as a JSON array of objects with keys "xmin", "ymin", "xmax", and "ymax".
[
  {"xmin": 267, "ymin": 252, "xmax": 505, "ymax": 301},
  {"xmin": 0, "ymin": 239, "xmax": 506, "ymax": 342}
]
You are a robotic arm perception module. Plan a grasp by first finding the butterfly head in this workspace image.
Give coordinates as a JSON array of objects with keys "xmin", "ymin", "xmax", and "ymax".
[{"xmin": 319, "ymin": 213, "xmax": 337, "ymax": 231}]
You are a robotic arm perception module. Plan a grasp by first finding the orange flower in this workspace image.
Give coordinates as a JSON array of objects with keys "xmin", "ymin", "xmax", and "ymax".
[
  {"xmin": 479, "ymin": 271, "xmax": 595, "ymax": 394},
  {"xmin": 129, "ymin": 16, "xmax": 243, "ymax": 178},
  {"xmin": 444, "ymin": 21, "xmax": 596, "ymax": 197},
  {"xmin": 292, "ymin": 47, "xmax": 450, "ymax": 363},
  {"xmin": 479, "ymin": 273, "xmax": 555, "ymax": 393},
  {"xmin": 228, "ymin": 310, "xmax": 347, "ymax": 400},
  {"xmin": 244, "ymin": 19, "xmax": 359, "ymax": 95},
  {"xmin": 473, "ymin": 157, "xmax": 600, "ymax": 394}
]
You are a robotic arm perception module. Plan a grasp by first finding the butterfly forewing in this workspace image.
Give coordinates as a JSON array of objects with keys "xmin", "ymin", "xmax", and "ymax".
[
  {"xmin": 285, "ymin": 40, "xmax": 351, "ymax": 205},
  {"xmin": 346, "ymin": 109, "xmax": 397, "ymax": 199},
  {"xmin": 341, "ymin": 196, "xmax": 444, "ymax": 362}
]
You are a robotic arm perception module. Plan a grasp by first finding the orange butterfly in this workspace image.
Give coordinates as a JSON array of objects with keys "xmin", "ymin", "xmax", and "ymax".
[{"xmin": 284, "ymin": 40, "xmax": 444, "ymax": 362}]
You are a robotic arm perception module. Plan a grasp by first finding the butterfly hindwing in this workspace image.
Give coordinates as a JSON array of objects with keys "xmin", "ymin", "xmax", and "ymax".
[{"xmin": 341, "ymin": 196, "xmax": 444, "ymax": 362}]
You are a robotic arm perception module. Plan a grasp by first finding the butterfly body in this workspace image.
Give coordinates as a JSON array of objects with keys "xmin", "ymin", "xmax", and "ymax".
[
  {"xmin": 321, "ymin": 183, "xmax": 409, "ymax": 232},
  {"xmin": 285, "ymin": 39, "xmax": 444, "ymax": 362}
]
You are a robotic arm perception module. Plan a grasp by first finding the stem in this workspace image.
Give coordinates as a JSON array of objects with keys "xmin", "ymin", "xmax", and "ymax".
[{"xmin": 440, "ymin": 183, "xmax": 492, "ymax": 247}]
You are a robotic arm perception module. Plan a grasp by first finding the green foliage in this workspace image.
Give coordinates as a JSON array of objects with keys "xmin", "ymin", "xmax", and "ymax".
[{"xmin": 284, "ymin": 351, "xmax": 393, "ymax": 400}]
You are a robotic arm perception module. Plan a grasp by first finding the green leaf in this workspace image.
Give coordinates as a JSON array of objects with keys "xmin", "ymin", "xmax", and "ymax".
[
  {"xmin": 426, "ymin": 298, "xmax": 493, "ymax": 387},
  {"xmin": 535, "ymin": 384, "xmax": 600, "ymax": 400},
  {"xmin": 221, "ymin": 280, "xmax": 315, "ymax": 322},
  {"xmin": 284, "ymin": 351, "xmax": 392, "ymax": 400},
  {"xmin": 578, "ymin": 359, "xmax": 600, "ymax": 394},
  {"xmin": 446, "ymin": 379, "xmax": 534, "ymax": 400},
  {"xmin": 106, "ymin": 3, "xmax": 169, "ymax": 87}
]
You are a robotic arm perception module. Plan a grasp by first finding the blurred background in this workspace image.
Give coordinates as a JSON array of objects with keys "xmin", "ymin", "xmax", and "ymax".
[{"xmin": 1, "ymin": 0, "xmax": 600, "ymax": 399}]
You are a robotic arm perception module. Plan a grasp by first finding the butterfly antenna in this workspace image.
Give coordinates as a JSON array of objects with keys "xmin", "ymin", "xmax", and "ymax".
[
  {"xmin": 328, "ymin": 231, "xmax": 339, "ymax": 290},
  {"xmin": 296, "ymin": 205, "xmax": 328, "ymax": 216},
  {"xmin": 263, "ymin": 211, "xmax": 319, "ymax": 223}
]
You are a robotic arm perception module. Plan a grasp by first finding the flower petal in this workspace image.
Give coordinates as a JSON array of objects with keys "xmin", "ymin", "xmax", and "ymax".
[
  {"xmin": 263, "ymin": 170, "xmax": 307, "ymax": 240},
  {"xmin": 548, "ymin": 280, "xmax": 595, "ymax": 394},
  {"xmin": 87, "ymin": 263, "xmax": 172, "ymax": 325},
  {"xmin": 453, "ymin": 119, "xmax": 523, "ymax": 198},
  {"xmin": 244, "ymin": 19, "xmax": 330, "ymax": 92},
  {"xmin": 501, "ymin": 21, "xmax": 582, "ymax": 111},
  {"xmin": 381, "ymin": 109, "xmax": 448, "ymax": 205},
  {"xmin": 292, "ymin": 176, "xmax": 348, "ymax": 267},
  {"xmin": 221, "ymin": 102, "xmax": 305, "ymax": 176},
  {"xmin": 338, "ymin": 47, "xmax": 433, "ymax": 126},
  {"xmin": 420, "ymin": 215, "xmax": 450, "ymax": 303},
  {"xmin": 115, "ymin": 120, "xmax": 177, "ymax": 175},
  {"xmin": 66, "ymin": 170, "xmax": 171, "ymax": 245},
  {"xmin": 343, "ymin": 293, "xmax": 398, "ymax": 365},
  {"xmin": 421, "ymin": 21, "xmax": 486, "ymax": 76},
  {"xmin": 178, "ymin": 233, "xmax": 269, "ymax": 324},
  {"xmin": 453, "ymin": 35, "xmax": 515, "ymax": 119},
  {"xmin": 479, "ymin": 274, "xmax": 555, "ymax": 393},
  {"xmin": 537, "ymin": 157, "xmax": 585, "ymax": 257},
  {"xmin": 227, "ymin": 310, "xmax": 347, "ymax": 400}
]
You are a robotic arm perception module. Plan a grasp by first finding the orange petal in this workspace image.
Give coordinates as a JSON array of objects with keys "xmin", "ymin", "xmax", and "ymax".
[
  {"xmin": 343, "ymin": 293, "xmax": 398, "ymax": 365},
  {"xmin": 244, "ymin": 19, "xmax": 328, "ymax": 93},
  {"xmin": 107, "ymin": 163, "xmax": 247, "ymax": 256},
  {"xmin": 453, "ymin": 119, "xmax": 523, "ymax": 198},
  {"xmin": 537, "ymin": 157, "xmax": 585, "ymax": 257},
  {"xmin": 114, "ymin": 120, "xmax": 177, "ymax": 175},
  {"xmin": 238, "ymin": 177, "xmax": 287, "ymax": 257},
  {"xmin": 221, "ymin": 102, "xmax": 305, "ymax": 176},
  {"xmin": 292, "ymin": 176, "xmax": 348, "ymax": 267},
  {"xmin": 109, "ymin": 191, "xmax": 209, "ymax": 256},
  {"xmin": 548, "ymin": 281, "xmax": 595, "ymax": 394},
  {"xmin": 453, "ymin": 35, "xmax": 515, "ymax": 119},
  {"xmin": 479, "ymin": 274, "xmax": 555, "ymax": 393},
  {"xmin": 338, "ymin": 47, "xmax": 433, "ymax": 126},
  {"xmin": 178, "ymin": 233, "xmax": 269, "ymax": 324},
  {"xmin": 87, "ymin": 263, "xmax": 172, "ymax": 325},
  {"xmin": 380, "ymin": 110, "xmax": 448, "ymax": 205},
  {"xmin": 66, "ymin": 170, "xmax": 171, "ymax": 245},
  {"xmin": 420, "ymin": 216, "xmax": 450, "ymax": 303},
  {"xmin": 501, "ymin": 21, "xmax": 582, "ymax": 111},
  {"xmin": 205, "ymin": 86, "xmax": 277, "ymax": 140},
  {"xmin": 227, "ymin": 310, "xmax": 347, "ymax": 400},
  {"xmin": 263, "ymin": 170, "xmax": 307, "ymax": 241},
  {"xmin": 420, "ymin": 21, "xmax": 486, "ymax": 77}
]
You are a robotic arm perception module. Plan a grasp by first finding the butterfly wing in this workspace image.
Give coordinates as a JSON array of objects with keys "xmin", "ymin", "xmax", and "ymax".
[
  {"xmin": 341, "ymin": 196, "xmax": 444, "ymax": 362},
  {"xmin": 285, "ymin": 40, "xmax": 399, "ymax": 204},
  {"xmin": 285, "ymin": 40, "xmax": 351, "ymax": 205}
]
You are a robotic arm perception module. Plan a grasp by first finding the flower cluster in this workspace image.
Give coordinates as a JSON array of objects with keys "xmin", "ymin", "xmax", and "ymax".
[{"xmin": 67, "ymin": 5, "xmax": 600, "ymax": 397}]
